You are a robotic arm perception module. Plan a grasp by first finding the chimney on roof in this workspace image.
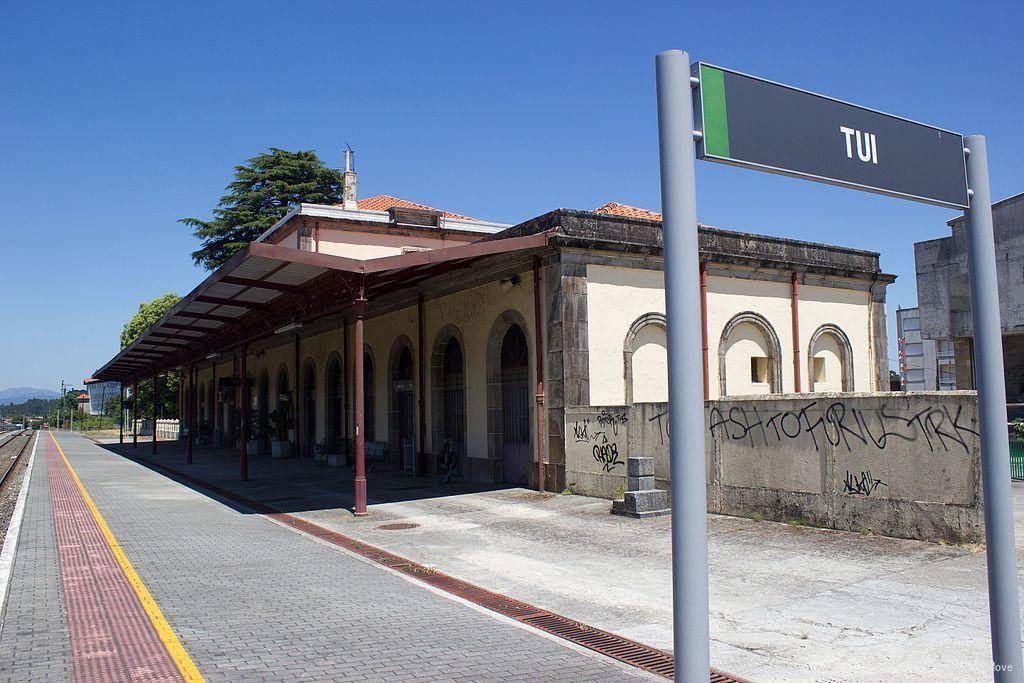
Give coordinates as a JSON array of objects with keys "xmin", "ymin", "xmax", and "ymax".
[{"xmin": 342, "ymin": 147, "xmax": 357, "ymax": 210}]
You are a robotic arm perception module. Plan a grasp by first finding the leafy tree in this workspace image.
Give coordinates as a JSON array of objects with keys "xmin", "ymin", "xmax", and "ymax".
[
  {"xmin": 120, "ymin": 294, "xmax": 183, "ymax": 421},
  {"xmin": 121, "ymin": 292, "xmax": 182, "ymax": 349},
  {"xmin": 181, "ymin": 148, "xmax": 344, "ymax": 270}
]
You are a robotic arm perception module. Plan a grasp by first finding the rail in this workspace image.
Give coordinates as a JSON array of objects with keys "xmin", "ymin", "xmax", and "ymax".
[{"xmin": 0, "ymin": 430, "xmax": 31, "ymax": 490}]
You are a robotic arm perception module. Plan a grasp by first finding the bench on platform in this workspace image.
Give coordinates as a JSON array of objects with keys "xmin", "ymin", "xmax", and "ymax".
[{"xmin": 366, "ymin": 441, "xmax": 387, "ymax": 472}]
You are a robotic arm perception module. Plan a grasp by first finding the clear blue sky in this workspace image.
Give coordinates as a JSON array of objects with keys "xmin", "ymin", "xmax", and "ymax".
[{"xmin": 2, "ymin": 0, "xmax": 1021, "ymax": 391}]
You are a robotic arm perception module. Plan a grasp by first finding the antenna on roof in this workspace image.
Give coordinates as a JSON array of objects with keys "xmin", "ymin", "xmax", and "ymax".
[{"xmin": 343, "ymin": 143, "xmax": 355, "ymax": 173}]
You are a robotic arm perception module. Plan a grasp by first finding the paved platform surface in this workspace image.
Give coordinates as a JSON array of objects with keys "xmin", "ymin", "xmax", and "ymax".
[
  {"xmin": 0, "ymin": 432, "xmax": 648, "ymax": 682},
  {"xmin": 100, "ymin": 437, "xmax": 1024, "ymax": 682}
]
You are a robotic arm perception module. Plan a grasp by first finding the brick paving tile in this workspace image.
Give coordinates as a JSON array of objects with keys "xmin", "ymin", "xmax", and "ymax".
[{"xmin": 1, "ymin": 433, "xmax": 650, "ymax": 682}]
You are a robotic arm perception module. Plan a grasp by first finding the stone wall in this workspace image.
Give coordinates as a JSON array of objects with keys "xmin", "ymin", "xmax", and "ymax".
[{"xmin": 564, "ymin": 392, "xmax": 983, "ymax": 543}]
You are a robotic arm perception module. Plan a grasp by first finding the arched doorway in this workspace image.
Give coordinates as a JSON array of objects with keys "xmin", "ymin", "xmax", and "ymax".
[
  {"xmin": 364, "ymin": 350, "xmax": 375, "ymax": 442},
  {"xmin": 303, "ymin": 362, "xmax": 316, "ymax": 457},
  {"xmin": 438, "ymin": 335, "xmax": 466, "ymax": 478},
  {"xmin": 389, "ymin": 342, "xmax": 414, "ymax": 470},
  {"xmin": 500, "ymin": 324, "xmax": 530, "ymax": 485},
  {"xmin": 325, "ymin": 357, "xmax": 343, "ymax": 449},
  {"xmin": 258, "ymin": 370, "xmax": 269, "ymax": 451},
  {"xmin": 197, "ymin": 382, "xmax": 206, "ymax": 444},
  {"xmin": 207, "ymin": 380, "xmax": 216, "ymax": 439},
  {"xmin": 276, "ymin": 366, "xmax": 291, "ymax": 443}
]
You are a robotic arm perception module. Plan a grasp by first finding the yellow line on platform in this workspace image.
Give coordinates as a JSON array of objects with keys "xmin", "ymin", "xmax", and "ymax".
[{"xmin": 49, "ymin": 432, "xmax": 204, "ymax": 682}]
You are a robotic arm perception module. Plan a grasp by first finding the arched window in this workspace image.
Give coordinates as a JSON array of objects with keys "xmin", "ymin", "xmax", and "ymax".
[
  {"xmin": 719, "ymin": 312, "xmax": 783, "ymax": 396},
  {"xmin": 807, "ymin": 324, "xmax": 854, "ymax": 392},
  {"xmin": 624, "ymin": 313, "xmax": 668, "ymax": 404}
]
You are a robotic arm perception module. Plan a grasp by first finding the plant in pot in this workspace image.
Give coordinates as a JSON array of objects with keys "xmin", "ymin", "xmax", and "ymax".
[
  {"xmin": 269, "ymin": 407, "xmax": 293, "ymax": 459},
  {"xmin": 246, "ymin": 406, "xmax": 261, "ymax": 455},
  {"xmin": 316, "ymin": 438, "xmax": 344, "ymax": 467}
]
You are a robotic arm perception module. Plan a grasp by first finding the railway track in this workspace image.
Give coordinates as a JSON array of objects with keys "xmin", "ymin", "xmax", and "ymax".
[{"xmin": 0, "ymin": 430, "xmax": 32, "ymax": 491}]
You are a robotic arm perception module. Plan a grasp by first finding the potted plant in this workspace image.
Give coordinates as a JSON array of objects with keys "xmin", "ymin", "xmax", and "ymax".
[
  {"xmin": 316, "ymin": 438, "xmax": 345, "ymax": 467},
  {"xmin": 269, "ymin": 406, "xmax": 292, "ymax": 458}
]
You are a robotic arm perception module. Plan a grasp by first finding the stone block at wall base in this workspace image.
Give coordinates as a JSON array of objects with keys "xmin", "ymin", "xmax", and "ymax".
[{"xmin": 611, "ymin": 489, "xmax": 671, "ymax": 518}]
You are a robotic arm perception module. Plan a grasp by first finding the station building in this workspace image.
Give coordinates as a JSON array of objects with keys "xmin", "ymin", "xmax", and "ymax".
[{"xmin": 94, "ymin": 168, "xmax": 894, "ymax": 509}]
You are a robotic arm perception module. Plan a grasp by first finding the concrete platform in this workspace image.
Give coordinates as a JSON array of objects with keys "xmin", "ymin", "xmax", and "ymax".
[
  {"xmin": 0, "ymin": 432, "xmax": 650, "ymax": 682},
  {"xmin": 98, "ymin": 435, "xmax": 1024, "ymax": 681}
]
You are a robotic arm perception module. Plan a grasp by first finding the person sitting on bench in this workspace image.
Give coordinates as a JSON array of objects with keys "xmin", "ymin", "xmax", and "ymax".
[{"xmin": 438, "ymin": 438, "xmax": 457, "ymax": 484}]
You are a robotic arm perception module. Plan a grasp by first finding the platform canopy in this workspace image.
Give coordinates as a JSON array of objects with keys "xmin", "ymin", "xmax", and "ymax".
[{"xmin": 95, "ymin": 233, "xmax": 550, "ymax": 382}]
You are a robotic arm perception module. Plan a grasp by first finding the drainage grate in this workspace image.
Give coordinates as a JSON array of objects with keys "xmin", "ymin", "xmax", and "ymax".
[
  {"xmin": 124, "ymin": 452, "xmax": 745, "ymax": 682},
  {"xmin": 377, "ymin": 522, "xmax": 419, "ymax": 531}
]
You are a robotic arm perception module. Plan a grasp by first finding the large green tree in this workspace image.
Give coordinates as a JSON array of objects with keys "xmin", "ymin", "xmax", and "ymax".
[
  {"xmin": 120, "ymin": 292, "xmax": 182, "ymax": 349},
  {"xmin": 181, "ymin": 148, "xmax": 344, "ymax": 270},
  {"xmin": 121, "ymin": 293, "xmax": 183, "ymax": 421}
]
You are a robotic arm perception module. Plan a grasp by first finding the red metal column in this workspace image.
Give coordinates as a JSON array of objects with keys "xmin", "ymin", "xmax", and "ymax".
[
  {"xmin": 700, "ymin": 261, "xmax": 710, "ymax": 400},
  {"xmin": 791, "ymin": 270, "xmax": 802, "ymax": 392},
  {"xmin": 131, "ymin": 381, "xmax": 138, "ymax": 448},
  {"xmin": 151, "ymin": 375, "xmax": 158, "ymax": 454},
  {"xmin": 417, "ymin": 292, "xmax": 426, "ymax": 474},
  {"xmin": 240, "ymin": 344, "xmax": 249, "ymax": 480},
  {"xmin": 187, "ymin": 363, "xmax": 195, "ymax": 464},
  {"xmin": 533, "ymin": 257, "xmax": 546, "ymax": 493},
  {"xmin": 353, "ymin": 283, "xmax": 368, "ymax": 516}
]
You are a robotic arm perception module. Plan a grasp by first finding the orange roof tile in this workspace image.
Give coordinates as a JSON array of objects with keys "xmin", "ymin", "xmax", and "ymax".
[
  {"xmin": 594, "ymin": 202, "xmax": 663, "ymax": 221},
  {"xmin": 355, "ymin": 195, "xmax": 477, "ymax": 221},
  {"xmin": 77, "ymin": 393, "xmax": 90, "ymax": 400}
]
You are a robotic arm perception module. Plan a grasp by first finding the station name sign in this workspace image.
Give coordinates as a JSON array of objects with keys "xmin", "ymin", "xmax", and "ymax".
[{"xmin": 691, "ymin": 63, "xmax": 969, "ymax": 209}]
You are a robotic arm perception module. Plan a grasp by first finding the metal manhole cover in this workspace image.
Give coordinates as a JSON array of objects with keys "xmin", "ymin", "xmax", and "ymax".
[{"xmin": 377, "ymin": 522, "xmax": 419, "ymax": 531}]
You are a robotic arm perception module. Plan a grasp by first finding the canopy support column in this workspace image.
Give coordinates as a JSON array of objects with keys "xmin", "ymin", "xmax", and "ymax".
[
  {"xmin": 240, "ymin": 345, "xmax": 249, "ymax": 481},
  {"xmin": 354, "ymin": 283, "xmax": 368, "ymax": 516}
]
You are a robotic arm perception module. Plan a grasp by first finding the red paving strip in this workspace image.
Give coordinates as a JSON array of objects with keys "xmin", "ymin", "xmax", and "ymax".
[
  {"xmin": 46, "ymin": 437, "xmax": 183, "ymax": 683},
  {"xmin": 119, "ymin": 448, "xmax": 745, "ymax": 682}
]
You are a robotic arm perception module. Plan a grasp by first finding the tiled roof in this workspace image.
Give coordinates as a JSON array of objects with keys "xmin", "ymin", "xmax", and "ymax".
[
  {"xmin": 355, "ymin": 195, "xmax": 477, "ymax": 221},
  {"xmin": 594, "ymin": 202, "xmax": 663, "ymax": 221},
  {"xmin": 77, "ymin": 393, "xmax": 90, "ymax": 400}
]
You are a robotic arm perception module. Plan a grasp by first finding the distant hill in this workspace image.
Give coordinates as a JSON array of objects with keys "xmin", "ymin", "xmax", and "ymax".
[{"xmin": 0, "ymin": 387, "xmax": 60, "ymax": 405}]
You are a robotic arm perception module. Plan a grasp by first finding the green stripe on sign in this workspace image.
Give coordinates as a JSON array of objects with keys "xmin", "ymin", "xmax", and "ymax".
[{"xmin": 699, "ymin": 64, "xmax": 729, "ymax": 157}]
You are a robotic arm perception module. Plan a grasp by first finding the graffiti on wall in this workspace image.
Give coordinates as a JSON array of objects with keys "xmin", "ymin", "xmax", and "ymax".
[
  {"xmin": 843, "ymin": 470, "xmax": 887, "ymax": 496},
  {"xmin": 573, "ymin": 408, "xmax": 628, "ymax": 473},
  {"xmin": 707, "ymin": 400, "xmax": 979, "ymax": 454}
]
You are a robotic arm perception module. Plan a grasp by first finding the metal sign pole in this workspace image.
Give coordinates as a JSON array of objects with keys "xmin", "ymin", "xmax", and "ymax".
[
  {"xmin": 964, "ymin": 134, "xmax": 1024, "ymax": 681},
  {"xmin": 656, "ymin": 49, "xmax": 711, "ymax": 682}
]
